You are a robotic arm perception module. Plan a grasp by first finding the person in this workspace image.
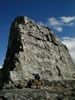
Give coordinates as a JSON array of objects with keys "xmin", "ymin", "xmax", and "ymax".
[
  {"xmin": 27, "ymin": 78, "xmax": 34, "ymax": 88},
  {"xmin": 32, "ymin": 72, "xmax": 40, "ymax": 88}
]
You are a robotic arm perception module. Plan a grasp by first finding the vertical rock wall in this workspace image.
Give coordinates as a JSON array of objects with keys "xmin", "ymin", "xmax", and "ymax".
[{"xmin": 2, "ymin": 16, "xmax": 75, "ymax": 84}]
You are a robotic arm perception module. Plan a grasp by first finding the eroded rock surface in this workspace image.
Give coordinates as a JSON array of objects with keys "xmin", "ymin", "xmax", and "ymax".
[
  {"xmin": 2, "ymin": 16, "xmax": 75, "ymax": 84},
  {"xmin": 0, "ymin": 16, "xmax": 75, "ymax": 100},
  {"xmin": 0, "ymin": 88, "xmax": 75, "ymax": 100}
]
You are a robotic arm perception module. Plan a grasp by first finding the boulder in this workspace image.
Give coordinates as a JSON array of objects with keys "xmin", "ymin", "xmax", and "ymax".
[
  {"xmin": 0, "ymin": 16, "xmax": 75, "ymax": 100},
  {"xmin": 2, "ymin": 16, "xmax": 75, "ymax": 85}
]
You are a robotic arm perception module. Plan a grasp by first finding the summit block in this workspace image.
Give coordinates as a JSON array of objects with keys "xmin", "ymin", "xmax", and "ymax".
[{"xmin": 3, "ymin": 16, "xmax": 75, "ymax": 84}]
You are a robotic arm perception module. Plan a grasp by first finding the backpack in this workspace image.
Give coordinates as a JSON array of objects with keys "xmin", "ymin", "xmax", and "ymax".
[{"xmin": 35, "ymin": 74, "xmax": 40, "ymax": 81}]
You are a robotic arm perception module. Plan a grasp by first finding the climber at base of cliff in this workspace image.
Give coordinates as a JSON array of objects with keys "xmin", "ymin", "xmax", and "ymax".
[
  {"xmin": 32, "ymin": 72, "xmax": 40, "ymax": 89},
  {"xmin": 27, "ymin": 72, "xmax": 40, "ymax": 89}
]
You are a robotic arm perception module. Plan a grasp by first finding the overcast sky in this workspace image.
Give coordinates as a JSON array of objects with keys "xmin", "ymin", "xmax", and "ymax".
[{"xmin": 0, "ymin": 0, "xmax": 75, "ymax": 68}]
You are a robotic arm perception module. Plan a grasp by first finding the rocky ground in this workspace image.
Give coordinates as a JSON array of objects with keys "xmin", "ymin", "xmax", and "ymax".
[
  {"xmin": 0, "ymin": 87, "xmax": 75, "ymax": 100},
  {"xmin": 0, "ymin": 80, "xmax": 75, "ymax": 100}
]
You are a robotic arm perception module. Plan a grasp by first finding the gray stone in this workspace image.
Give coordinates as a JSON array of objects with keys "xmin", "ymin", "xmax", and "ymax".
[
  {"xmin": 3, "ymin": 16, "xmax": 75, "ymax": 82},
  {"xmin": 0, "ymin": 87, "xmax": 75, "ymax": 100},
  {"xmin": 0, "ymin": 16, "xmax": 75, "ymax": 100},
  {"xmin": 2, "ymin": 16, "xmax": 75, "ymax": 86}
]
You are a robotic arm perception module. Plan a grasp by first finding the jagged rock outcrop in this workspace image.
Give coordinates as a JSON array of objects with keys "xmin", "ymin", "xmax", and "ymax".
[
  {"xmin": 2, "ymin": 16, "xmax": 75, "ymax": 85},
  {"xmin": 0, "ymin": 16, "xmax": 75, "ymax": 100}
]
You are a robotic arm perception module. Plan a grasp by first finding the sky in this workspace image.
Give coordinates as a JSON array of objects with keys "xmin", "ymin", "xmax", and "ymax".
[{"xmin": 0, "ymin": 0, "xmax": 75, "ymax": 68}]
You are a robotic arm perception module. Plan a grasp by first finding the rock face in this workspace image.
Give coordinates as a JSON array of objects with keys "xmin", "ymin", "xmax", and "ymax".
[
  {"xmin": 2, "ymin": 16, "xmax": 75, "ymax": 85},
  {"xmin": 2, "ymin": 16, "xmax": 75, "ymax": 83},
  {"xmin": 0, "ymin": 16, "xmax": 75, "ymax": 100}
]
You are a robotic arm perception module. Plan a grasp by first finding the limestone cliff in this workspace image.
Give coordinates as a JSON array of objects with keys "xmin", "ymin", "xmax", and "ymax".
[
  {"xmin": 0, "ymin": 16, "xmax": 75, "ymax": 100},
  {"xmin": 2, "ymin": 16, "xmax": 75, "ymax": 85}
]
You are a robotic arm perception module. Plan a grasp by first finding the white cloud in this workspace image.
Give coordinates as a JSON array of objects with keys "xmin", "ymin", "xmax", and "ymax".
[
  {"xmin": 61, "ymin": 37, "xmax": 75, "ymax": 62},
  {"xmin": 65, "ymin": 22, "xmax": 74, "ymax": 26},
  {"xmin": 54, "ymin": 27, "xmax": 63, "ymax": 32},
  {"xmin": 48, "ymin": 17, "xmax": 61, "ymax": 26},
  {"xmin": 60, "ymin": 16, "xmax": 75, "ymax": 23},
  {"xmin": 37, "ymin": 16, "xmax": 75, "ymax": 32},
  {"xmin": 0, "ymin": 65, "xmax": 2, "ymax": 69},
  {"xmin": 37, "ymin": 22, "xmax": 45, "ymax": 26}
]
